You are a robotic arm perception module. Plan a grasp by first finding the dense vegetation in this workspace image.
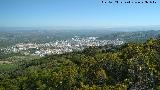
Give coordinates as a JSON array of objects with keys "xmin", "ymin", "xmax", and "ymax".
[{"xmin": 0, "ymin": 38, "xmax": 160, "ymax": 90}]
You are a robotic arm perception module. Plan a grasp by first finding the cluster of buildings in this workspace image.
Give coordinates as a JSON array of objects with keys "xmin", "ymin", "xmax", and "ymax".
[{"xmin": 2, "ymin": 36, "xmax": 124, "ymax": 57}]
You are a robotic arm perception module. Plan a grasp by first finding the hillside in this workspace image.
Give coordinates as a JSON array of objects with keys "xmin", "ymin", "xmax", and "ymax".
[
  {"xmin": 99, "ymin": 30, "xmax": 160, "ymax": 43},
  {"xmin": 0, "ymin": 38, "xmax": 160, "ymax": 89}
]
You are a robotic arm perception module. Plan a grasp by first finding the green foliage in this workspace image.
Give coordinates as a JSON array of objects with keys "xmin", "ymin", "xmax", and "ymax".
[{"xmin": 1, "ymin": 38, "xmax": 160, "ymax": 89}]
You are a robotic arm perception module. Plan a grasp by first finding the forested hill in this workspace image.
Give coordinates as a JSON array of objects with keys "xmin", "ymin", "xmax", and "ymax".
[
  {"xmin": 1, "ymin": 38, "xmax": 160, "ymax": 89},
  {"xmin": 99, "ymin": 30, "xmax": 160, "ymax": 43}
]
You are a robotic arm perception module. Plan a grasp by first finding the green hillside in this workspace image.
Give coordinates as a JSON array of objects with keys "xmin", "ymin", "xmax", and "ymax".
[{"xmin": 0, "ymin": 38, "xmax": 160, "ymax": 90}]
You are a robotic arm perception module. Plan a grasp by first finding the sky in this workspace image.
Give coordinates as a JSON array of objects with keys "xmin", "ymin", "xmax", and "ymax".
[{"xmin": 0, "ymin": 0, "xmax": 160, "ymax": 28}]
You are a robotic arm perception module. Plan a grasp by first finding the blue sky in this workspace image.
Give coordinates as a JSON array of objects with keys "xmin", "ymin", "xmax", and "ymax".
[{"xmin": 0, "ymin": 0, "xmax": 160, "ymax": 28}]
